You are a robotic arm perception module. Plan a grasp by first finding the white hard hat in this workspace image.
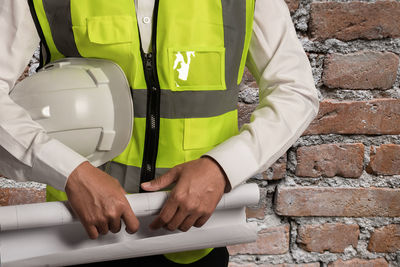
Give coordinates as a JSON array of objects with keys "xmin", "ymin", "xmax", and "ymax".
[{"xmin": 10, "ymin": 58, "xmax": 133, "ymax": 167}]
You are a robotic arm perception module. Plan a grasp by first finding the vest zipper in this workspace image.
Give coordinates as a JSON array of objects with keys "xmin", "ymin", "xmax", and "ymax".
[{"xmin": 139, "ymin": 0, "xmax": 161, "ymax": 192}]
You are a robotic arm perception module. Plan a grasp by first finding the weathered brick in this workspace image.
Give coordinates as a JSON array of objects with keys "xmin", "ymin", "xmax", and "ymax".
[
  {"xmin": 328, "ymin": 258, "xmax": 388, "ymax": 267},
  {"xmin": 297, "ymin": 223, "xmax": 359, "ymax": 253},
  {"xmin": 246, "ymin": 202, "xmax": 266, "ymax": 220},
  {"xmin": 263, "ymin": 155, "xmax": 287, "ymax": 180},
  {"xmin": 242, "ymin": 68, "xmax": 257, "ymax": 88},
  {"xmin": 16, "ymin": 65, "xmax": 30, "ymax": 83},
  {"xmin": 367, "ymin": 144, "xmax": 400, "ymax": 175},
  {"xmin": 229, "ymin": 263, "xmax": 319, "ymax": 267},
  {"xmin": 284, "ymin": 0, "xmax": 299, "ymax": 14},
  {"xmin": 322, "ymin": 51, "xmax": 399, "ymax": 90},
  {"xmin": 275, "ymin": 186, "xmax": 400, "ymax": 217},
  {"xmin": 368, "ymin": 224, "xmax": 400, "ymax": 253},
  {"xmin": 309, "ymin": 1, "xmax": 400, "ymax": 41},
  {"xmin": 238, "ymin": 102, "xmax": 258, "ymax": 129},
  {"xmin": 0, "ymin": 188, "xmax": 46, "ymax": 206},
  {"xmin": 296, "ymin": 143, "xmax": 364, "ymax": 178},
  {"xmin": 303, "ymin": 99, "xmax": 400, "ymax": 135},
  {"xmin": 228, "ymin": 225, "xmax": 289, "ymax": 255}
]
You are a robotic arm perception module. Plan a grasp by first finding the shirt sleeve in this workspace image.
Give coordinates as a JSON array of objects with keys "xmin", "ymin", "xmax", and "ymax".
[
  {"xmin": 0, "ymin": 0, "xmax": 87, "ymax": 191},
  {"xmin": 205, "ymin": 0, "xmax": 320, "ymax": 190}
]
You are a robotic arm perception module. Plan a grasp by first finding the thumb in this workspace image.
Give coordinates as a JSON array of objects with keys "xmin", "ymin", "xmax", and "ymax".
[{"xmin": 141, "ymin": 168, "xmax": 178, "ymax": 191}]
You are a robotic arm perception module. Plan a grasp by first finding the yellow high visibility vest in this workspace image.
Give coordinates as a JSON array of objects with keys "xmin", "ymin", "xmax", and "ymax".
[{"xmin": 29, "ymin": 0, "xmax": 254, "ymax": 263}]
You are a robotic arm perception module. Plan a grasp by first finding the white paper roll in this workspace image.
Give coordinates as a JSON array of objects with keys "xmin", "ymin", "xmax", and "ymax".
[
  {"xmin": 0, "ymin": 183, "xmax": 259, "ymax": 231},
  {"xmin": 0, "ymin": 183, "xmax": 260, "ymax": 266}
]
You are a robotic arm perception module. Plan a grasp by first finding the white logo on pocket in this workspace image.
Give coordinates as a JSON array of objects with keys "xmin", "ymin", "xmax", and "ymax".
[{"xmin": 173, "ymin": 51, "xmax": 195, "ymax": 86}]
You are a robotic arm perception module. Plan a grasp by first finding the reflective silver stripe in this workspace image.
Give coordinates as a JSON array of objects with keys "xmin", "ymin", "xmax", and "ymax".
[
  {"xmin": 99, "ymin": 161, "xmax": 170, "ymax": 193},
  {"xmin": 132, "ymin": 88, "xmax": 238, "ymax": 119},
  {"xmin": 42, "ymin": 0, "xmax": 81, "ymax": 57},
  {"xmin": 221, "ymin": 0, "xmax": 247, "ymax": 89}
]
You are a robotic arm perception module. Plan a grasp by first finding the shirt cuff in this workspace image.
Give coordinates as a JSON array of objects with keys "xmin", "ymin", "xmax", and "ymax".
[
  {"xmin": 203, "ymin": 132, "xmax": 260, "ymax": 191},
  {"xmin": 31, "ymin": 138, "xmax": 87, "ymax": 191}
]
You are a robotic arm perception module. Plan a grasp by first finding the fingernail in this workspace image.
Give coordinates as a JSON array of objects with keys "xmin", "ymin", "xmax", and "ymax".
[{"xmin": 125, "ymin": 227, "xmax": 134, "ymax": 234}]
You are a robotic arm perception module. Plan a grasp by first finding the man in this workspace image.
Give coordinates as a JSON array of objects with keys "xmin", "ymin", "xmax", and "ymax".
[{"xmin": 0, "ymin": 0, "xmax": 319, "ymax": 266}]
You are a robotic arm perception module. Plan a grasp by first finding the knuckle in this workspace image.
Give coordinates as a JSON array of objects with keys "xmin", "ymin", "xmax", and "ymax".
[
  {"xmin": 184, "ymin": 203, "xmax": 198, "ymax": 213},
  {"xmin": 195, "ymin": 206, "xmax": 208, "ymax": 216},
  {"xmin": 172, "ymin": 192, "xmax": 186, "ymax": 203},
  {"xmin": 85, "ymin": 217, "xmax": 97, "ymax": 226},
  {"xmin": 115, "ymin": 199, "xmax": 128, "ymax": 209},
  {"xmin": 105, "ymin": 210, "xmax": 119, "ymax": 220}
]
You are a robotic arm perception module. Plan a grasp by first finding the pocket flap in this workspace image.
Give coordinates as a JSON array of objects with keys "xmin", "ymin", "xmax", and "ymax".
[{"xmin": 87, "ymin": 16, "xmax": 133, "ymax": 44}]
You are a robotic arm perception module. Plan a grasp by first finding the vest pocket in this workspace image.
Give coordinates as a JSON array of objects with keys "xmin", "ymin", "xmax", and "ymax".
[
  {"xmin": 87, "ymin": 16, "xmax": 133, "ymax": 44},
  {"xmin": 168, "ymin": 47, "xmax": 226, "ymax": 91},
  {"xmin": 71, "ymin": 15, "xmax": 139, "ymax": 76}
]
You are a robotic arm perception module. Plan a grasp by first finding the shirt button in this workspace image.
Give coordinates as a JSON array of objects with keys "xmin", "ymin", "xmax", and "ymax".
[{"xmin": 142, "ymin": 17, "xmax": 151, "ymax": 24}]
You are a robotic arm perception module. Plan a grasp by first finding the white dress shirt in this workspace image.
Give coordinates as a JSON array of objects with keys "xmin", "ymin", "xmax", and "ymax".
[{"xmin": 0, "ymin": 0, "xmax": 319, "ymax": 191}]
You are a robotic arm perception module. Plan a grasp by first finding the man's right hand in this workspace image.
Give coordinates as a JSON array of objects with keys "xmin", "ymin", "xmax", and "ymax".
[{"xmin": 65, "ymin": 161, "xmax": 139, "ymax": 239}]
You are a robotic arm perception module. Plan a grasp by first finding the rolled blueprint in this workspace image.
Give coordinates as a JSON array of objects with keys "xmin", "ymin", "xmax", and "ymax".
[
  {"xmin": 0, "ymin": 183, "xmax": 259, "ymax": 231},
  {"xmin": 0, "ymin": 183, "xmax": 259, "ymax": 267}
]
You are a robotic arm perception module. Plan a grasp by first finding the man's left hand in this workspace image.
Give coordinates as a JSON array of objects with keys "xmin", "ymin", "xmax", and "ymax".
[{"xmin": 141, "ymin": 156, "xmax": 228, "ymax": 232}]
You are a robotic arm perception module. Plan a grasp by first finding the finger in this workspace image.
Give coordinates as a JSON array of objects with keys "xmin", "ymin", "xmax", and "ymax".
[
  {"xmin": 178, "ymin": 214, "xmax": 199, "ymax": 232},
  {"xmin": 96, "ymin": 220, "xmax": 109, "ymax": 235},
  {"xmin": 165, "ymin": 207, "xmax": 189, "ymax": 231},
  {"xmin": 83, "ymin": 224, "xmax": 99, "ymax": 240},
  {"xmin": 150, "ymin": 198, "xmax": 179, "ymax": 230},
  {"xmin": 194, "ymin": 214, "xmax": 212, "ymax": 228},
  {"xmin": 141, "ymin": 168, "xmax": 178, "ymax": 191},
  {"xmin": 109, "ymin": 217, "xmax": 122, "ymax": 233},
  {"xmin": 122, "ymin": 207, "xmax": 140, "ymax": 234}
]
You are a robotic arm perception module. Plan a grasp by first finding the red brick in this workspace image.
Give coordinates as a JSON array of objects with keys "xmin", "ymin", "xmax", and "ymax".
[
  {"xmin": 367, "ymin": 144, "xmax": 400, "ymax": 175},
  {"xmin": 242, "ymin": 68, "xmax": 257, "ymax": 88},
  {"xmin": 303, "ymin": 99, "xmax": 400, "ymax": 135},
  {"xmin": 16, "ymin": 65, "xmax": 29, "ymax": 83},
  {"xmin": 238, "ymin": 102, "xmax": 257, "ymax": 129},
  {"xmin": 322, "ymin": 51, "xmax": 399, "ymax": 90},
  {"xmin": 296, "ymin": 143, "xmax": 364, "ymax": 178},
  {"xmin": 0, "ymin": 188, "xmax": 46, "ymax": 206},
  {"xmin": 328, "ymin": 258, "xmax": 388, "ymax": 267},
  {"xmin": 229, "ymin": 263, "xmax": 319, "ymax": 267},
  {"xmin": 297, "ymin": 223, "xmax": 359, "ymax": 253},
  {"xmin": 284, "ymin": 0, "xmax": 299, "ymax": 14},
  {"xmin": 246, "ymin": 202, "xmax": 266, "ymax": 220},
  {"xmin": 228, "ymin": 225, "xmax": 289, "ymax": 255},
  {"xmin": 275, "ymin": 186, "xmax": 400, "ymax": 217},
  {"xmin": 309, "ymin": 1, "xmax": 400, "ymax": 41},
  {"xmin": 368, "ymin": 224, "xmax": 400, "ymax": 253},
  {"xmin": 263, "ymin": 155, "xmax": 287, "ymax": 180}
]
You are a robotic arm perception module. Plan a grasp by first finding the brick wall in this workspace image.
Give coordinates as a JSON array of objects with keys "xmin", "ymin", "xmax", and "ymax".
[
  {"xmin": 229, "ymin": 0, "xmax": 400, "ymax": 266},
  {"xmin": 1, "ymin": 0, "xmax": 400, "ymax": 266}
]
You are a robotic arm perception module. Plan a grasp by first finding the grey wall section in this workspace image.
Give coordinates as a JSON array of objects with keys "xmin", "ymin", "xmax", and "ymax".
[{"xmin": 42, "ymin": 0, "xmax": 81, "ymax": 57}]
